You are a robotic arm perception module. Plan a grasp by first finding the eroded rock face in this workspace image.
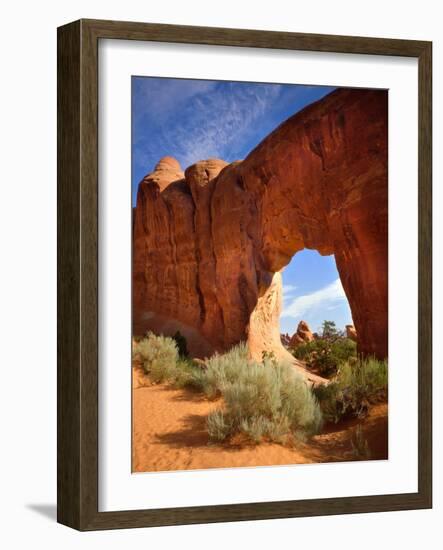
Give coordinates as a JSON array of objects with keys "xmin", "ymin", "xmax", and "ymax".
[
  {"xmin": 346, "ymin": 324, "xmax": 358, "ymax": 342},
  {"xmin": 133, "ymin": 88, "xmax": 388, "ymax": 362},
  {"xmin": 289, "ymin": 321, "xmax": 315, "ymax": 349}
]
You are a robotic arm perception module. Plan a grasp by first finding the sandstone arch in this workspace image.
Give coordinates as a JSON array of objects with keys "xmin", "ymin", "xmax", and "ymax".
[{"xmin": 133, "ymin": 88, "xmax": 388, "ymax": 371}]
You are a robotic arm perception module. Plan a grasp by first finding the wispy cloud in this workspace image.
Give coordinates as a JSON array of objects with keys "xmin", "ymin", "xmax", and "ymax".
[
  {"xmin": 132, "ymin": 78, "xmax": 336, "ymax": 204},
  {"xmin": 283, "ymin": 284, "xmax": 297, "ymax": 294},
  {"xmin": 133, "ymin": 79, "xmax": 282, "ymax": 175},
  {"xmin": 282, "ymin": 284, "xmax": 298, "ymax": 304},
  {"xmin": 281, "ymin": 278, "xmax": 347, "ymax": 320}
]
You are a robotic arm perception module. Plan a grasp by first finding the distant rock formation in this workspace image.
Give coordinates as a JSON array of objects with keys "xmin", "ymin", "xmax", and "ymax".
[
  {"xmin": 133, "ymin": 88, "xmax": 388, "ymax": 370},
  {"xmin": 288, "ymin": 321, "xmax": 315, "ymax": 349},
  {"xmin": 280, "ymin": 333, "xmax": 291, "ymax": 347},
  {"xmin": 346, "ymin": 324, "xmax": 358, "ymax": 342}
]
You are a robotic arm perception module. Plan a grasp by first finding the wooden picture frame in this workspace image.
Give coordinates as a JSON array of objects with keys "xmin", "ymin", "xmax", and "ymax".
[{"xmin": 57, "ymin": 18, "xmax": 432, "ymax": 530}]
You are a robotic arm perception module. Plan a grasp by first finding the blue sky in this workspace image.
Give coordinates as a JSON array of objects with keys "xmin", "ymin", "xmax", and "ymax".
[{"xmin": 132, "ymin": 77, "xmax": 353, "ymax": 335}]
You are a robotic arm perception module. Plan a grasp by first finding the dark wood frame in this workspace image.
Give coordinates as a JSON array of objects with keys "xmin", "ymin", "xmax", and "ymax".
[{"xmin": 57, "ymin": 18, "xmax": 432, "ymax": 531}]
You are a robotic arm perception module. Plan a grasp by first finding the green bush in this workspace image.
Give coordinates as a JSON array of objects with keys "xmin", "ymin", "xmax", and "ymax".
[
  {"xmin": 132, "ymin": 332, "xmax": 179, "ymax": 383},
  {"xmin": 206, "ymin": 349, "xmax": 322, "ymax": 444},
  {"xmin": 293, "ymin": 337, "xmax": 357, "ymax": 377},
  {"xmin": 314, "ymin": 357, "xmax": 388, "ymax": 423}
]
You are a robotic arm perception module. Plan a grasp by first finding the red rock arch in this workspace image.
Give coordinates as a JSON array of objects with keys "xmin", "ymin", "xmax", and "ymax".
[{"xmin": 133, "ymin": 88, "xmax": 388, "ymax": 367}]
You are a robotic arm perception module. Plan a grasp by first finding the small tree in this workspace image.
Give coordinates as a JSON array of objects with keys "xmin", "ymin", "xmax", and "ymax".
[{"xmin": 321, "ymin": 320, "xmax": 342, "ymax": 341}]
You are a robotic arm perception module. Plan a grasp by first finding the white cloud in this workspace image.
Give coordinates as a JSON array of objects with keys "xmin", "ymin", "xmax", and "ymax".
[
  {"xmin": 281, "ymin": 278, "xmax": 347, "ymax": 319},
  {"xmin": 167, "ymin": 83, "xmax": 282, "ymax": 168},
  {"xmin": 283, "ymin": 284, "xmax": 297, "ymax": 294},
  {"xmin": 134, "ymin": 80, "xmax": 283, "ymax": 172},
  {"xmin": 282, "ymin": 284, "xmax": 298, "ymax": 304}
]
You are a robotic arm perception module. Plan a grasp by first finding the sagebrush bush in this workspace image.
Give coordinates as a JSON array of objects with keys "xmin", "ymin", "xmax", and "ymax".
[
  {"xmin": 132, "ymin": 332, "xmax": 179, "ymax": 383},
  {"xmin": 339, "ymin": 357, "xmax": 388, "ymax": 392},
  {"xmin": 314, "ymin": 357, "xmax": 388, "ymax": 423},
  {"xmin": 172, "ymin": 359, "xmax": 207, "ymax": 391},
  {"xmin": 206, "ymin": 348, "xmax": 322, "ymax": 444},
  {"xmin": 198, "ymin": 342, "xmax": 250, "ymax": 399},
  {"xmin": 240, "ymin": 415, "xmax": 291, "ymax": 444},
  {"xmin": 207, "ymin": 410, "xmax": 233, "ymax": 442}
]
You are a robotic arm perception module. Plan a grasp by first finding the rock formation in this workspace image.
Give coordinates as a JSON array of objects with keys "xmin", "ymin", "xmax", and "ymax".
[
  {"xmin": 289, "ymin": 321, "xmax": 315, "ymax": 348},
  {"xmin": 246, "ymin": 272, "xmax": 325, "ymax": 384},
  {"xmin": 346, "ymin": 324, "xmax": 358, "ymax": 342},
  {"xmin": 133, "ymin": 88, "xmax": 388, "ymax": 367},
  {"xmin": 280, "ymin": 333, "xmax": 291, "ymax": 347}
]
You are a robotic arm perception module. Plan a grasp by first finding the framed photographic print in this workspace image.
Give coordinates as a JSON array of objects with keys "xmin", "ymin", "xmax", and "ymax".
[{"xmin": 57, "ymin": 19, "xmax": 432, "ymax": 530}]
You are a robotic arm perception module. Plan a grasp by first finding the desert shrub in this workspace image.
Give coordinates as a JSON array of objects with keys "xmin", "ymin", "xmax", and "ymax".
[
  {"xmin": 241, "ymin": 415, "xmax": 292, "ymax": 444},
  {"xmin": 293, "ymin": 337, "xmax": 357, "ymax": 377},
  {"xmin": 314, "ymin": 357, "xmax": 388, "ymax": 423},
  {"xmin": 261, "ymin": 350, "xmax": 277, "ymax": 366},
  {"xmin": 172, "ymin": 330, "xmax": 189, "ymax": 358},
  {"xmin": 172, "ymin": 359, "xmax": 207, "ymax": 391},
  {"xmin": 350, "ymin": 424, "xmax": 371, "ymax": 460},
  {"xmin": 238, "ymin": 416, "xmax": 270, "ymax": 443},
  {"xmin": 207, "ymin": 357, "xmax": 322, "ymax": 444},
  {"xmin": 207, "ymin": 410, "xmax": 233, "ymax": 442},
  {"xmin": 198, "ymin": 343, "xmax": 250, "ymax": 399},
  {"xmin": 132, "ymin": 332, "xmax": 179, "ymax": 383}
]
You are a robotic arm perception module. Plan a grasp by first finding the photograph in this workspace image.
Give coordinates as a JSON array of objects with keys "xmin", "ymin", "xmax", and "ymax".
[
  {"xmin": 131, "ymin": 77, "xmax": 389, "ymax": 473},
  {"xmin": 0, "ymin": 0, "xmax": 436, "ymax": 540}
]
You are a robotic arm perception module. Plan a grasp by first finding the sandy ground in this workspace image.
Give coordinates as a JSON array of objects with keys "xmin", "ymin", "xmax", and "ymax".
[{"xmin": 132, "ymin": 367, "xmax": 388, "ymax": 473}]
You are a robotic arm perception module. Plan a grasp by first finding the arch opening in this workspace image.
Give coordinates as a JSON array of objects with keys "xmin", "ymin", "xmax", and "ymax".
[
  {"xmin": 280, "ymin": 249, "xmax": 353, "ymax": 340},
  {"xmin": 246, "ymin": 249, "xmax": 356, "ymax": 380}
]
